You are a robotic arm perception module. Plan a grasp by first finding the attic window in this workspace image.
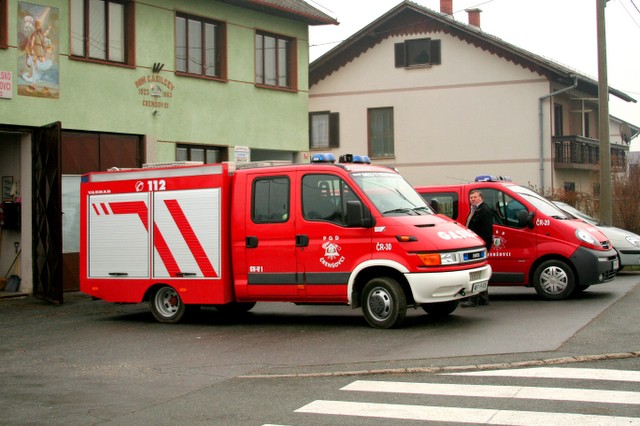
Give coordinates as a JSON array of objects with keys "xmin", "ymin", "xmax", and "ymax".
[{"xmin": 395, "ymin": 38, "xmax": 441, "ymax": 68}]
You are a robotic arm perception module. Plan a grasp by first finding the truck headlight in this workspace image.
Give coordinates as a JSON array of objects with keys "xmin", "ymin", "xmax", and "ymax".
[
  {"xmin": 576, "ymin": 229, "xmax": 598, "ymax": 246},
  {"xmin": 440, "ymin": 252, "xmax": 459, "ymax": 265}
]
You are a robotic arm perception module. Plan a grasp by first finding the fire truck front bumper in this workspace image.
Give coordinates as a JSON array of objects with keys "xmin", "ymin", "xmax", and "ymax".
[{"xmin": 405, "ymin": 264, "xmax": 492, "ymax": 304}]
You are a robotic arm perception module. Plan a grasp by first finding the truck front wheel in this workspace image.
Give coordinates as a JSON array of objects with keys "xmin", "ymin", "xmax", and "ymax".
[
  {"xmin": 150, "ymin": 285, "xmax": 186, "ymax": 323},
  {"xmin": 533, "ymin": 260, "xmax": 575, "ymax": 300},
  {"xmin": 362, "ymin": 277, "xmax": 407, "ymax": 329}
]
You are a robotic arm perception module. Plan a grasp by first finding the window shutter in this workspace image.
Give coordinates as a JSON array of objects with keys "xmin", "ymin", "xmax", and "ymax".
[
  {"xmin": 308, "ymin": 113, "xmax": 313, "ymax": 148},
  {"xmin": 394, "ymin": 42, "xmax": 406, "ymax": 67},
  {"xmin": 430, "ymin": 40, "xmax": 441, "ymax": 65},
  {"xmin": 329, "ymin": 112, "xmax": 340, "ymax": 148}
]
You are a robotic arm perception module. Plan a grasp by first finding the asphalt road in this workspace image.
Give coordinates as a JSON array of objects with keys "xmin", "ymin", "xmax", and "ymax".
[{"xmin": 1, "ymin": 271, "xmax": 638, "ymax": 425}]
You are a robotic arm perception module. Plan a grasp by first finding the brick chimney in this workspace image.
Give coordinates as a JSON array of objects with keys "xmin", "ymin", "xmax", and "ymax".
[
  {"xmin": 441, "ymin": 0, "xmax": 453, "ymax": 16},
  {"xmin": 466, "ymin": 8, "xmax": 482, "ymax": 28}
]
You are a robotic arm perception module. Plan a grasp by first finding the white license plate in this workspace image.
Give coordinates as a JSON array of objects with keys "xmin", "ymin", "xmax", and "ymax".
[{"xmin": 472, "ymin": 281, "xmax": 488, "ymax": 292}]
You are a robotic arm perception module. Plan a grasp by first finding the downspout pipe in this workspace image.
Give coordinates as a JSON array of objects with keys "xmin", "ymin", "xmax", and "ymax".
[{"xmin": 538, "ymin": 75, "xmax": 579, "ymax": 190}]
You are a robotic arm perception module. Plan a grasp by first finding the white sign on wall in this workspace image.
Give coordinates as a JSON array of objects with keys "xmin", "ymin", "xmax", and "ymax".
[
  {"xmin": 234, "ymin": 146, "xmax": 250, "ymax": 163},
  {"xmin": 0, "ymin": 71, "xmax": 12, "ymax": 99}
]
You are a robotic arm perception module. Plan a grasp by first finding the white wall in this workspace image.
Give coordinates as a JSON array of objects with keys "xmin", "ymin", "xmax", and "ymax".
[{"xmin": 310, "ymin": 31, "xmax": 562, "ymax": 189}]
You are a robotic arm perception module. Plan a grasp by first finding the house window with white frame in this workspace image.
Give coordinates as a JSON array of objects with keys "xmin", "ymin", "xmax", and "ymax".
[
  {"xmin": 368, "ymin": 107, "xmax": 394, "ymax": 158},
  {"xmin": 309, "ymin": 111, "xmax": 339, "ymax": 150},
  {"xmin": 70, "ymin": 0, "xmax": 134, "ymax": 65}
]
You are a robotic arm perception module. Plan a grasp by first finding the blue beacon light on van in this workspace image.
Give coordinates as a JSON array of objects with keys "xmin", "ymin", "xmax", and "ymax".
[
  {"xmin": 475, "ymin": 175, "xmax": 512, "ymax": 182},
  {"xmin": 311, "ymin": 153, "xmax": 336, "ymax": 163}
]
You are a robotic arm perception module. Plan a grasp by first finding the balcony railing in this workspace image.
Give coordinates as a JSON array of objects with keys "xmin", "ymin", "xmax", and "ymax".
[{"xmin": 553, "ymin": 135, "xmax": 627, "ymax": 170}]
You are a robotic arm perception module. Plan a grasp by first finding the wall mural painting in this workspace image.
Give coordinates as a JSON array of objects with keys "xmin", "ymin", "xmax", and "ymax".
[{"xmin": 17, "ymin": 2, "xmax": 60, "ymax": 98}]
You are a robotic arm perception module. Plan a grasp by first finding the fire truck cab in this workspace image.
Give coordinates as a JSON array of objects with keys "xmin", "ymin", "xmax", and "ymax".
[
  {"xmin": 80, "ymin": 155, "xmax": 492, "ymax": 328},
  {"xmin": 416, "ymin": 176, "xmax": 618, "ymax": 300}
]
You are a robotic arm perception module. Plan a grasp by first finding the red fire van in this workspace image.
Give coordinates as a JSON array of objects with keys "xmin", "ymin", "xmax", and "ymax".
[{"xmin": 416, "ymin": 176, "xmax": 618, "ymax": 300}]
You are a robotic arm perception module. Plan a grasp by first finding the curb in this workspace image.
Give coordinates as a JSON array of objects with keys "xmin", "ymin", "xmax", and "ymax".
[{"xmin": 238, "ymin": 351, "xmax": 640, "ymax": 379}]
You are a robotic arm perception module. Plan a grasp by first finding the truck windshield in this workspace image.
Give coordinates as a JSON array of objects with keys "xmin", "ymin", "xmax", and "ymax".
[
  {"xmin": 351, "ymin": 172, "xmax": 433, "ymax": 216},
  {"xmin": 510, "ymin": 185, "xmax": 572, "ymax": 219}
]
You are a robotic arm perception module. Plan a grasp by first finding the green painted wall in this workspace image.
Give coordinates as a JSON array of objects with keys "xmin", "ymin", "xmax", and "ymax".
[{"xmin": 0, "ymin": 0, "xmax": 312, "ymax": 160}]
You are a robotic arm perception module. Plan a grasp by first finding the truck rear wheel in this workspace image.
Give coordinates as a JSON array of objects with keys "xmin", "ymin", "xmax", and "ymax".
[
  {"xmin": 533, "ymin": 260, "xmax": 575, "ymax": 300},
  {"xmin": 150, "ymin": 285, "xmax": 186, "ymax": 323},
  {"xmin": 422, "ymin": 300, "xmax": 459, "ymax": 317},
  {"xmin": 362, "ymin": 277, "xmax": 407, "ymax": 329}
]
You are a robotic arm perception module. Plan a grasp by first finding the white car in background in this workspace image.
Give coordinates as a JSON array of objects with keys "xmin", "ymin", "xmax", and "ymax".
[{"xmin": 553, "ymin": 201, "xmax": 640, "ymax": 270}]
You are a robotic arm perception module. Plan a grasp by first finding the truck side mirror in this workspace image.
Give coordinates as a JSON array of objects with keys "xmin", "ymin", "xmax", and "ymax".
[
  {"xmin": 518, "ymin": 210, "xmax": 534, "ymax": 229},
  {"xmin": 346, "ymin": 200, "xmax": 375, "ymax": 228}
]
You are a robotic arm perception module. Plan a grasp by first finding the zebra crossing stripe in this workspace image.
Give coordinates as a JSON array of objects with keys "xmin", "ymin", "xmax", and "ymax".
[
  {"xmin": 445, "ymin": 367, "xmax": 640, "ymax": 382},
  {"xmin": 296, "ymin": 400, "xmax": 640, "ymax": 425},
  {"xmin": 341, "ymin": 380, "xmax": 640, "ymax": 404}
]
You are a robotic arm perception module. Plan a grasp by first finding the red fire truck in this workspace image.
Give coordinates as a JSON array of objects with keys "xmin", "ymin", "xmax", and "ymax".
[
  {"xmin": 80, "ymin": 154, "xmax": 491, "ymax": 328},
  {"xmin": 416, "ymin": 176, "xmax": 618, "ymax": 300}
]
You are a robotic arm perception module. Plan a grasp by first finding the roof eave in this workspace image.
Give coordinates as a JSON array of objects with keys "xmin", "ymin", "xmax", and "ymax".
[
  {"xmin": 310, "ymin": 1, "xmax": 636, "ymax": 104},
  {"xmin": 218, "ymin": 0, "xmax": 338, "ymax": 26}
]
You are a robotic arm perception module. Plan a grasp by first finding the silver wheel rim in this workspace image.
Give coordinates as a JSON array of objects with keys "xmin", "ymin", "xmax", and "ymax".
[
  {"xmin": 368, "ymin": 287, "xmax": 392, "ymax": 321},
  {"xmin": 155, "ymin": 287, "xmax": 180, "ymax": 318},
  {"xmin": 540, "ymin": 266, "xmax": 568, "ymax": 295}
]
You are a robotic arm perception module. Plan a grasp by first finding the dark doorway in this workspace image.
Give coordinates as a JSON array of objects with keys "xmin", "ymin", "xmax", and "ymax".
[{"xmin": 32, "ymin": 122, "xmax": 63, "ymax": 304}]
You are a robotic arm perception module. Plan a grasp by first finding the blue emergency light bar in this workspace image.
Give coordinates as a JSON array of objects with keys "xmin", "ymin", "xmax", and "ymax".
[
  {"xmin": 339, "ymin": 154, "xmax": 371, "ymax": 164},
  {"xmin": 311, "ymin": 153, "xmax": 336, "ymax": 163},
  {"xmin": 475, "ymin": 175, "xmax": 512, "ymax": 182},
  {"xmin": 311, "ymin": 153, "xmax": 371, "ymax": 164}
]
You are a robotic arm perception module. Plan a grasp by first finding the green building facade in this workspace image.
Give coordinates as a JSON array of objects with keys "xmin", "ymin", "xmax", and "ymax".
[{"xmin": 0, "ymin": 0, "xmax": 335, "ymax": 298}]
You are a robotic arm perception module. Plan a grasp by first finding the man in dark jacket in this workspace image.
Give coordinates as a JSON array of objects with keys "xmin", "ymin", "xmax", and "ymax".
[{"xmin": 462, "ymin": 189, "xmax": 493, "ymax": 307}]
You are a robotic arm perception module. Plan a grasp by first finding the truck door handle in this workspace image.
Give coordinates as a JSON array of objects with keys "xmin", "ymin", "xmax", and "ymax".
[
  {"xmin": 296, "ymin": 234, "xmax": 309, "ymax": 247},
  {"xmin": 246, "ymin": 236, "xmax": 258, "ymax": 248}
]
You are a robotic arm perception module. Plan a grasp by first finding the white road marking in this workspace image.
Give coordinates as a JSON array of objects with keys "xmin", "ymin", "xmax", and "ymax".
[
  {"xmin": 341, "ymin": 380, "xmax": 640, "ymax": 404},
  {"xmin": 296, "ymin": 400, "xmax": 640, "ymax": 425},
  {"xmin": 445, "ymin": 367, "xmax": 640, "ymax": 382}
]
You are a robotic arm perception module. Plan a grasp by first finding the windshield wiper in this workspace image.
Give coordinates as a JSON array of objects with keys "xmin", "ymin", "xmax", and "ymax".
[
  {"xmin": 411, "ymin": 206, "xmax": 431, "ymax": 215},
  {"xmin": 382, "ymin": 207, "xmax": 413, "ymax": 215}
]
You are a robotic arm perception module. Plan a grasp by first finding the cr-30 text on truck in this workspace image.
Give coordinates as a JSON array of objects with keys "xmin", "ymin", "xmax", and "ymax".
[
  {"xmin": 416, "ymin": 176, "xmax": 618, "ymax": 300},
  {"xmin": 80, "ymin": 154, "xmax": 491, "ymax": 328}
]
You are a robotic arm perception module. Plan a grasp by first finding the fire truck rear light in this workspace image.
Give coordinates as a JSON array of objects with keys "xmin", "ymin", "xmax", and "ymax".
[
  {"xmin": 91, "ymin": 286, "xmax": 99, "ymax": 291},
  {"xmin": 418, "ymin": 253, "xmax": 441, "ymax": 266},
  {"xmin": 396, "ymin": 235, "xmax": 417, "ymax": 242}
]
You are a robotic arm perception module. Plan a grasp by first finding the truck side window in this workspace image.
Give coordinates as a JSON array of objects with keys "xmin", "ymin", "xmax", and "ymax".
[
  {"xmin": 302, "ymin": 174, "xmax": 357, "ymax": 225},
  {"xmin": 475, "ymin": 188, "xmax": 503, "ymax": 225},
  {"xmin": 418, "ymin": 192, "xmax": 458, "ymax": 219},
  {"xmin": 504, "ymin": 196, "xmax": 527, "ymax": 227},
  {"xmin": 488, "ymin": 189, "xmax": 527, "ymax": 228},
  {"xmin": 252, "ymin": 176, "xmax": 290, "ymax": 223}
]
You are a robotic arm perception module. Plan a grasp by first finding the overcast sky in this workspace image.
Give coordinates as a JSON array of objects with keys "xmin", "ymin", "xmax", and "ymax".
[{"xmin": 307, "ymin": 0, "xmax": 640, "ymax": 149}]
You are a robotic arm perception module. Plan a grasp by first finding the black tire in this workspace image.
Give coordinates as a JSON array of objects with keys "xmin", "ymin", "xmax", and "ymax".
[
  {"xmin": 215, "ymin": 301, "xmax": 256, "ymax": 315},
  {"xmin": 149, "ymin": 285, "xmax": 186, "ymax": 323},
  {"xmin": 571, "ymin": 284, "xmax": 591, "ymax": 296},
  {"xmin": 361, "ymin": 277, "xmax": 407, "ymax": 329},
  {"xmin": 533, "ymin": 259, "xmax": 575, "ymax": 300},
  {"xmin": 422, "ymin": 300, "xmax": 459, "ymax": 317}
]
